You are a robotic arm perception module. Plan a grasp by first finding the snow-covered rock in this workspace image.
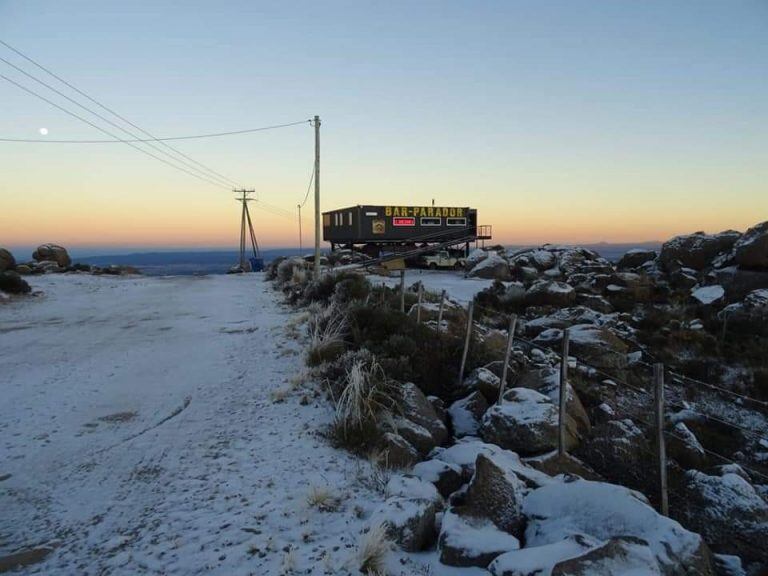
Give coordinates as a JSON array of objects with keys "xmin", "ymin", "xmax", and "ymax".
[
  {"xmin": 380, "ymin": 432, "xmax": 419, "ymax": 468},
  {"xmin": 401, "ymin": 382, "xmax": 449, "ymax": 447},
  {"xmin": 468, "ymin": 252, "xmax": 511, "ymax": 280},
  {"xmin": 551, "ymin": 536, "xmax": 663, "ymax": 575},
  {"xmin": 534, "ymin": 324, "xmax": 628, "ymax": 370},
  {"xmin": 32, "ymin": 243, "xmax": 71, "ymax": 268},
  {"xmin": 659, "ymin": 230, "xmax": 740, "ymax": 271},
  {"xmin": 516, "ymin": 367, "xmax": 590, "ymax": 438},
  {"xmin": 466, "ymin": 248, "xmax": 490, "ymax": 269},
  {"xmin": 691, "ymin": 284, "xmax": 725, "ymax": 306},
  {"xmin": 617, "ymin": 248, "xmax": 657, "ymax": 270},
  {"xmin": 732, "ymin": 220, "xmax": 768, "ymax": 269},
  {"xmin": 385, "ymin": 474, "xmax": 443, "ymax": 507},
  {"xmin": 412, "ymin": 459, "xmax": 464, "ymax": 498},
  {"xmin": 523, "ymin": 479, "xmax": 713, "ymax": 575},
  {"xmin": 465, "ymin": 453, "xmax": 527, "ymax": 535},
  {"xmin": 449, "ymin": 391, "xmax": 489, "ymax": 437},
  {"xmin": 719, "ymin": 288, "xmax": 768, "ymax": 336},
  {"xmin": 525, "ymin": 280, "xmax": 576, "ymax": 307},
  {"xmin": 667, "ymin": 422, "xmax": 705, "ymax": 470},
  {"xmin": 438, "ymin": 507, "xmax": 520, "ymax": 567},
  {"xmin": 460, "ymin": 366, "xmax": 502, "ymax": 403},
  {"xmin": 480, "ymin": 388, "xmax": 571, "ymax": 456},
  {"xmin": 678, "ymin": 469, "xmax": 768, "ymax": 566},
  {"xmin": 370, "ymin": 496, "xmax": 440, "ymax": 552},
  {"xmin": 489, "ymin": 534, "xmax": 600, "ymax": 576}
]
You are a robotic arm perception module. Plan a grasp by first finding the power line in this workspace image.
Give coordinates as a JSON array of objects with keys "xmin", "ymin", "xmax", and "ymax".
[
  {"xmin": 0, "ymin": 72, "xmax": 232, "ymax": 190},
  {"xmin": 0, "ymin": 120, "xmax": 311, "ymax": 143},
  {"xmin": 299, "ymin": 164, "xmax": 315, "ymax": 208},
  {"xmin": 0, "ymin": 53, "xmax": 240, "ymax": 188}
]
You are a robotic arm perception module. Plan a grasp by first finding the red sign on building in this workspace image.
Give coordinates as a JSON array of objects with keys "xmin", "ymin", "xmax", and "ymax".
[{"xmin": 392, "ymin": 217, "xmax": 416, "ymax": 227}]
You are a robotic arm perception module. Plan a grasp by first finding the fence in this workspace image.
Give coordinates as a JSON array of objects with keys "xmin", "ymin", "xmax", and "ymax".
[{"xmin": 376, "ymin": 278, "xmax": 768, "ymax": 515}]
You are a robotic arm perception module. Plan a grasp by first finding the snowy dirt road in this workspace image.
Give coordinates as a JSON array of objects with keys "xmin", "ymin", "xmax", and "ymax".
[{"xmin": 0, "ymin": 274, "xmax": 397, "ymax": 575}]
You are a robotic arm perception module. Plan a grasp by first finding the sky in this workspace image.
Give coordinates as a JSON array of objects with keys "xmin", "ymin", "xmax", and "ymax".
[{"xmin": 1, "ymin": 0, "xmax": 766, "ymax": 253}]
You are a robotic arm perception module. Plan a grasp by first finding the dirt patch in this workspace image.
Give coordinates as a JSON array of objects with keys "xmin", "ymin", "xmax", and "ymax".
[
  {"xmin": 0, "ymin": 546, "xmax": 54, "ymax": 573},
  {"xmin": 98, "ymin": 411, "xmax": 137, "ymax": 424}
]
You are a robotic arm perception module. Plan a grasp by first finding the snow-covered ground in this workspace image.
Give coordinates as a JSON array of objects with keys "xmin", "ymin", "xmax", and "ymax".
[
  {"xmin": 0, "ymin": 274, "xmax": 455, "ymax": 575},
  {"xmin": 370, "ymin": 269, "xmax": 496, "ymax": 304}
]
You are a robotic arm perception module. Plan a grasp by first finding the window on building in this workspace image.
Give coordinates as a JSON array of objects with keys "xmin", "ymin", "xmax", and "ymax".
[
  {"xmin": 348, "ymin": 212, "xmax": 352, "ymax": 225},
  {"xmin": 447, "ymin": 217, "xmax": 467, "ymax": 227},
  {"xmin": 420, "ymin": 217, "xmax": 441, "ymax": 226}
]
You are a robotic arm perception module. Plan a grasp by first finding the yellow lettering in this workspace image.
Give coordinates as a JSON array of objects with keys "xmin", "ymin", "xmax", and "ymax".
[
  {"xmin": 456, "ymin": 208, "xmax": 464, "ymax": 217},
  {"xmin": 385, "ymin": 206, "xmax": 392, "ymax": 216},
  {"xmin": 448, "ymin": 208, "xmax": 455, "ymax": 217}
]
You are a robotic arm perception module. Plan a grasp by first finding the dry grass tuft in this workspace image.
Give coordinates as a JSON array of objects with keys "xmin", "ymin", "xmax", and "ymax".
[
  {"xmin": 306, "ymin": 485, "xmax": 340, "ymax": 512},
  {"xmin": 356, "ymin": 523, "xmax": 392, "ymax": 576}
]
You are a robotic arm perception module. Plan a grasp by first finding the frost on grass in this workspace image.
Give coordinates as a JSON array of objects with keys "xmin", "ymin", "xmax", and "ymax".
[
  {"xmin": 356, "ymin": 522, "xmax": 392, "ymax": 576},
  {"xmin": 306, "ymin": 485, "xmax": 341, "ymax": 512},
  {"xmin": 306, "ymin": 302, "xmax": 348, "ymax": 366}
]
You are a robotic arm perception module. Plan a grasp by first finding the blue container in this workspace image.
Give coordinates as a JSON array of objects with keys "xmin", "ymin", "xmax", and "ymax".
[{"xmin": 249, "ymin": 257, "xmax": 264, "ymax": 272}]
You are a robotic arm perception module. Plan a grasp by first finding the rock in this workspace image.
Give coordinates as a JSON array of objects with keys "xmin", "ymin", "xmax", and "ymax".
[
  {"xmin": 449, "ymin": 391, "xmax": 489, "ymax": 438},
  {"xmin": 525, "ymin": 280, "xmax": 576, "ymax": 307},
  {"xmin": 412, "ymin": 459, "xmax": 464, "ymax": 498},
  {"xmin": 468, "ymin": 252, "xmax": 511, "ymax": 280},
  {"xmin": 401, "ymin": 382, "xmax": 449, "ymax": 447},
  {"xmin": 523, "ymin": 479, "xmax": 714, "ymax": 576},
  {"xmin": 669, "ymin": 267, "xmax": 700, "ymax": 290},
  {"xmin": 378, "ymin": 432, "xmax": 419, "ymax": 469},
  {"xmin": 426, "ymin": 395, "xmax": 448, "ymax": 425},
  {"xmin": 574, "ymin": 419, "xmax": 652, "ymax": 492},
  {"xmin": 480, "ymin": 388, "xmax": 575, "ymax": 456},
  {"xmin": 678, "ymin": 469, "xmax": 768, "ymax": 566},
  {"xmin": 534, "ymin": 324, "xmax": 628, "ymax": 370},
  {"xmin": 465, "ymin": 453, "xmax": 526, "ymax": 535},
  {"xmin": 489, "ymin": 534, "xmax": 600, "ymax": 576},
  {"xmin": 691, "ymin": 285, "xmax": 725, "ymax": 306},
  {"xmin": 438, "ymin": 507, "xmax": 520, "ymax": 568},
  {"xmin": 551, "ymin": 536, "xmax": 662, "ymax": 575},
  {"xmin": 617, "ymin": 249, "xmax": 657, "ymax": 270},
  {"xmin": 516, "ymin": 367, "xmax": 591, "ymax": 439},
  {"xmin": 732, "ymin": 220, "xmax": 768, "ymax": 269},
  {"xmin": 0, "ymin": 547, "xmax": 55, "ymax": 573},
  {"xmin": 0, "ymin": 271, "xmax": 31, "ymax": 294},
  {"xmin": 667, "ymin": 422, "xmax": 706, "ymax": 470},
  {"xmin": 575, "ymin": 293, "xmax": 613, "ymax": 313},
  {"xmin": 0, "ymin": 248, "xmax": 16, "ymax": 272},
  {"xmin": 370, "ymin": 496, "xmax": 439, "ymax": 552},
  {"xmin": 394, "ymin": 417, "xmax": 438, "ymax": 455},
  {"xmin": 461, "ymin": 367, "xmax": 502, "ymax": 403},
  {"xmin": 659, "ymin": 230, "xmax": 740, "ymax": 271},
  {"xmin": 32, "ymin": 243, "xmax": 71, "ymax": 268},
  {"xmin": 523, "ymin": 306, "xmax": 606, "ymax": 337},
  {"xmin": 719, "ymin": 289, "xmax": 768, "ymax": 336},
  {"xmin": 465, "ymin": 248, "xmax": 490, "ymax": 269},
  {"xmin": 385, "ymin": 474, "xmax": 443, "ymax": 508},
  {"xmin": 712, "ymin": 554, "xmax": 746, "ymax": 576},
  {"xmin": 714, "ymin": 266, "xmax": 768, "ymax": 301},
  {"xmin": 14, "ymin": 264, "xmax": 33, "ymax": 275}
]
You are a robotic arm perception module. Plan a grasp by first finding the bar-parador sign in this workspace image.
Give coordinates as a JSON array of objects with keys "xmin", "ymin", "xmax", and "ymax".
[{"xmin": 383, "ymin": 206, "xmax": 467, "ymax": 218}]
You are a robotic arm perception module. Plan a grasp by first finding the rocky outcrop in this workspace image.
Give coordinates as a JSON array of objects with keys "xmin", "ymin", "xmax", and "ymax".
[
  {"xmin": 552, "ymin": 536, "xmax": 662, "ymax": 575},
  {"xmin": 460, "ymin": 367, "xmax": 502, "ymax": 403},
  {"xmin": 378, "ymin": 432, "xmax": 419, "ymax": 469},
  {"xmin": 412, "ymin": 459, "xmax": 464, "ymax": 498},
  {"xmin": 480, "ymin": 388, "xmax": 576, "ymax": 455},
  {"xmin": 534, "ymin": 324, "xmax": 628, "ymax": 370},
  {"xmin": 678, "ymin": 469, "xmax": 768, "ymax": 566},
  {"xmin": 370, "ymin": 496, "xmax": 439, "ymax": 552},
  {"xmin": 448, "ymin": 391, "xmax": 489, "ymax": 437},
  {"xmin": 617, "ymin": 249, "xmax": 657, "ymax": 270},
  {"xmin": 0, "ymin": 271, "xmax": 31, "ymax": 295},
  {"xmin": 401, "ymin": 382, "xmax": 449, "ymax": 447},
  {"xmin": 667, "ymin": 422, "xmax": 706, "ymax": 470},
  {"xmin": 516, "ymin": 367, "xmax": 591, "ymax": 439},
  {"xmin": 438, "ymin": 507, "xmax": 520, "ymax": 567},
  {"xmin": 719, "ymin": 289, "xmax": 768, "ymax": 336},
  {"xmin": 525, "ymin": 280, "xmax": 576, "ymax": 307},
  {"xmin": 659, "ymin": 230, "xmax": 740, "ymax": 272},
  {"xmin": 32, "ymin": 244, "xmax": 71, "ymax": 268},
  {"xmin": 732, "ymin": 220, "xmax": 768, "ymax": 269},
  {"xmin": 0, "ymin": 248, "xmax": 16, "ymax": 272},
  {"xmin": 468, "ymin": 252, "xmax": 511, "ymax": 280},
  {"xmin": 465, "ymin": 453, "xmax": 526, "ymax": 535}
]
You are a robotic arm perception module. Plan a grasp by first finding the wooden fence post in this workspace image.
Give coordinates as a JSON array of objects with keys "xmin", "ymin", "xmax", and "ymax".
[
  {"xmin": 498, "ymin": 314, "xmax": 518, "ymax": 404},
  {"xmin": 436, "ymin": 289, "xmax": 446, "ymax": 335},
  {"xmin": 458, "ymin": 301, "xmax": 474, "ymax": 385},
  {"xmin": 655, "ymin": 363, "xmax": 669, "ymax": 516},
  {"xmin": 558, "ymin": 328, "xmax": 570, "ymax": 457},
  {"xmin": 416, "ymin": 282, "xmax": 423, "ymax": 324},
  {"xmin": 399, "ymin": 269, "xmax": 406, "ymax": 314}
]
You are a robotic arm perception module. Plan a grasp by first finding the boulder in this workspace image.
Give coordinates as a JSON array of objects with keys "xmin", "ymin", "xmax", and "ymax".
[
  {"xmin": 516, "ymin": 367, "xmax": 591, "ymax": 439},
  {"xmin": 617, "ymin": 249, "xmax": 657, "ymax": 270},
  {"xmin": 480, "ymin": 388, "xmax": 576, "ymax": 455},
  {"xmin": 523, "ymin": 479, "xmax": 714, "ymax": 575},
  {"xmin": 32, "ymin": 244, "xmax": 71, "ymax": 268},
  {"xmin": 394, "ymin": 417, "xmax": 438, "ymax": 455},
  {"xmin": 412, "ymin": 459, "xmax": 464, "ymax": 498},
  {"xmin": 732, "ymin": 220, "xmax": 768, "ymax": 269},
  {"xmin": 465, "ymin": 248, "xmax": 490, "ymax": 269},
  {"xmin": 465, "ymin": 453, "xmax": 526, "ymax": 535},
  {"xmin": 659, "ymin": 230, "xmax": 741, "ymax": 272},
  {"xmin": 489, "ymin": 534, "xmax": 599, "ymax": 576},
  {"xmin": 714, "ymin": 266, "xmax": 768, "ymax": 301},
  {"xmin": 378, "ymin": 432, "xmax": 419, "ymax": 469},
  {"xmin": 552, "ymin": 536, "xmax": 662, "ymax": 575},
  {"xmin": 575, "ymin": 293, "xmax": 613, "ymax": 313},
  {"xmin": 690, "ymin": 285, "xmax": 725, "ymax": 307},
  {"xmin": 468, "ymin": 252, "xmax": 511, "ymax": 280},
  {"xmin": 667, "ymin": 422, "xmax": 706, "ymax": 470},
  {"xmin": 0, "ymin": 248, "xmax": 16, "ymax": 272},
  {"xmin": 448, "ymin": 391, "xmax": 489, "ymax": 438},
  {"xmin": 370, "ymin": 496, "xmax": 439, "ymax": 552},
  {"xmin": 525, "ymin": 280, "xmax": 577, "ymax": 307},
  {"xmin": 534, "ymin": 324, "xmax": 628, "ymax": 370},
  {"xmin": 385, "ymin": 474, "xmax": 443, "ymax": 508},
  {"xmin": 460, "ymin": 367, "xmax": 502, "ymax": 403},
  {"xmin": 14, "ymin": 264, "xmax": 33, "ymax": 275},
  {"xmin": 401, "ymin": 382, "xmax": 448, "ymax": 447},
  {"xmin": 678, "ymin": 469, "xmax": 768, "ymax": 566},
  {"xmin": 719, "ymin": 289, "xmax": 768, "ymax": 337},
  {"xmin": 0, "ymin": 271, "xmax": 31, "ymax": 295},
  {"xmin": 426, "ymin": 395, "xmax": 448, "ymax": 425},
  {"xmin": 438, "ymin": 507, "xmax": 520, "ymax": 568}
]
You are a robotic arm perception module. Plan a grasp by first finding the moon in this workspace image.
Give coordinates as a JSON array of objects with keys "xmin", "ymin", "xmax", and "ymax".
[{"xmin": 39, "ymin": 128, "xmax": 49, "ymax": 136}]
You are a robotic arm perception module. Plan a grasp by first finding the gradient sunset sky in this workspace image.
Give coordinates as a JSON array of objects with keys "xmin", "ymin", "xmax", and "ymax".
[{"xmin": 1, "ymin": 1, "xmax": 766, "ymax": 252}]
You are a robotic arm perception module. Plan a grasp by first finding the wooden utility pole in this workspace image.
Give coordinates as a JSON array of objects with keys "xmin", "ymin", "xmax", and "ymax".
[
  {"xmin": 558, "ymin": 328, "xmax": 570, "ymax": 457},
  {"xmin": 234, "ymin": 189, "xmax": 256, "ymax": 270},
  {"xmin": 436, "ymin": 290, "xmax": 446, "ymax": 336},
  {"xmin": 297, "ymin": 204, "xmax": 303, "ymax": 254},
  {"xmin": 655, "ymin": 363, "xmax": 669, "ymax": 516},
  {"xmin": 399, "ymin": 269, "xmax": 406, "ymax": 313},
  {"xmin": 313, "ymin": 115, "xmax": 321, "ymax": 280},
  {"xmin": 416, "ymin": 282, "xmax": 423, "ymax": 323},
  {"xmin": 458, "ymin": 301, "xmax": 474, "ymax": 385},
  {"xmin": 498, "ymin": 314, "xmax": 518, "ymax": 404}
]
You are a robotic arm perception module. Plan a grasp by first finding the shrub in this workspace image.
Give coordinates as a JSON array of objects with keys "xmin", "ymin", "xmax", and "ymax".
[
  {"xmin": 356, "ymin": 523, "xmax": 391, "ymax": 576},
  {"xmin": 302, "ymin": 271, "xmax": 370, "ymax": 305},
  {"xmin": 306, "ymin": 303, "xmax": 348, "ymax": 367}
]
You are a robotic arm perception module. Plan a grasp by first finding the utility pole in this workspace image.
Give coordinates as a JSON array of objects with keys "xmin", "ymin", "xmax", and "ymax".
[
  {"xmin": 234, "ymin": 189, "xmax": 256, "ymax": 270},
  {"xmin": 312, "ymin": 115, "xmax": 321, "ymax": 280},
  {"xmin": 297, "ymin": 204, "xmax": 303, "ymax": 254}
]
